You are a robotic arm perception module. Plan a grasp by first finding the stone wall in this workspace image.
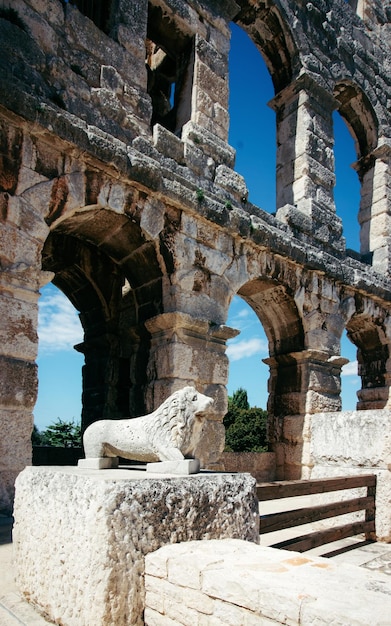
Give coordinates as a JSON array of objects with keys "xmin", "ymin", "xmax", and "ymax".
[
  {"xmin": 144, "ymin": 539, "xmax": 391, "ymax": 625},
  {"xmin": 222, "ymin": 451, "xmax": 276, "ymax": 482},
  {"xmin": 308, "ymin": 409, "xmax": 391, "ymax": 541},
  {"xmin": 2, "ymin": 0, "xmax": 391, "ymax": 512}
]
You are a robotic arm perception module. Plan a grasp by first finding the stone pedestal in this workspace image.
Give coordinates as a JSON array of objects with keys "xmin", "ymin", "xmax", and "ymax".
[{"xmin": 13, "ymin": 466, "xmax": 259, "ymax": 626}]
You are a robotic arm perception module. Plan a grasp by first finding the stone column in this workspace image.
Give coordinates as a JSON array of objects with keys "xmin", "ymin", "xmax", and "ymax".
[
  {"xmin": 355, "ymin": 139, "xmax": 391, "ymax": 274},
  {"xmin": 0, "ymin": 120, "xmax": 51, "ymax": 513},
  {"xmin": 265, "ymin": 350, "xmax": 347, "ymax": 479},
  {"xmin": 145, "ymin": 312, "xmax": 238, "ymax": 469},
  {"xmin": 77, "ymin": 331, "xmax": 125, "ymax": 430},
  {"xmin": 271, "ymin": 75, "xmax": 344, "ymax": 255},
  {"xmin": 356, "ymin": 344, "xmax": 391, "ymax": 410},
  {"xmin": 0, "ymin": 278, "xmax": 39, "ymax": 514}
]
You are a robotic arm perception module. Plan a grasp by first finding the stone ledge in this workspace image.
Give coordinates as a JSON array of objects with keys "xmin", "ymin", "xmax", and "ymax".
[{"xmin": 145, "ymin": 539, "xmax": 391, "ymax": 625}]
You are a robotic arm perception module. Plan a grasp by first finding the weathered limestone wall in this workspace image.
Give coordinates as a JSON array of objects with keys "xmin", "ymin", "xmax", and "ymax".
[
  {"xmin": 222, "ymin": 451, "xmax": 276, "ymax": 482},
  {"xmin": 144, "ymin": 539, "xmax": 391, "ymax": 625},
  {"xmin": 13, "ymin": 467, "xmax": 259, "ymax": 626},
  {"xmin": 2, "ymin": 0, "xmax": 391, "ymax": 512},
  {"xmin": 308, "ymin": 409, "xmax": 391, "ymax": 541}
]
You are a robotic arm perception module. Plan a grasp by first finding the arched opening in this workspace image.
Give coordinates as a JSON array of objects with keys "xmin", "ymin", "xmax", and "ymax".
[
  {"xmin": 35, "ymin": 282, "xmax": 83, "ymax": 432},
  {"xmin": 333, "ymin": 111, "xmax": 361, "ymax": 252},
  {"xmin": 334, "ymin": 81, "xmax": 379, "ymax": 264},
  {"xmin": 228, "ymin": 23, "xmax": 276, "ymax": 212},
  {"xmin": 226, "ymin": 295, "xmax": 269, "ymax": 409},
  {"xmin": 340, "ymin": 330, "xmax": 360, "ymax": 409},
  {"xmin": 146, "ymin": 1, "xmax": 194, "ymax": 135},
  {"xmin": 40, "ymin": 207, "xmax": 164, "ymax": 431},
  {"xmin": 227, "ymin": 277, "xmax": 305, "ymax": 422},
  {"xmin": 346, "ymin": 310, "xmax": 390, "ymax": 410}
]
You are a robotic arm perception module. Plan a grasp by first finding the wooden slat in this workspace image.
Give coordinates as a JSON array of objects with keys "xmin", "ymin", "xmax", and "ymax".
[
  {"xmin": 260, "ymin": 496, "xmax": 374, "ymax": 534},
  {"xmin": 257, "ymin": 475, "xmax": 376, "ymax": 501},
  {"xmin": 270, "ymin": 520, "xmax": 376, "ymax": 553}
]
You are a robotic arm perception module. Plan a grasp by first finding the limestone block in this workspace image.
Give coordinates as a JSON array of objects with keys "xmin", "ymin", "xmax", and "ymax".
[
  {"xmin": 21, "ymin": 176, "xmax": 54, "ymax": 214},
  {"xmin": 0, "ymin": 294, "xmax": 38, "ymax": 360},
  {"xmin": 0, "ymin": 408, "xmax": 33, "ymax": 515},
  {"xmin": 309, "ymin": 410, "xmax": 391, "ymax": 539},
  {"xmin": 194, "ymin": 60, "xmax": 228, "ymax": 109},
  {"xmin": 195, "ymin": 35, "xmax": 227, "ymax": 79},
  {"xmin": 6, "ymin": 196, "xmax": 49, "ymax": 242},
  {"xmin": 214, "ymin": 164, "xmax": 248, "ymax": 201},
  {"xmin": 183, "ymin": 142, "xmax": 215, "ymax": 178},
  {"xmin": 14, "ymin": 467, "xmax": 259, "ymax": 626},
  {"xmin": 193, "ymin": 110, "xmax": 226, "ymax": 141},
  {"xmin": 140, "ymin": 198, "xmax": 165, "ymax": 239},
  {"xmin": 0, "ymin": 222, "xmax": 41, "ymax": 269},
  {"xmin": 192, "ymin": 419, "xmax": 226, "ymax": 468},
  {"xmin": 222, "ymin": 452, "xmax": 276, "ymax": 482},
  {"xmin": 310, "ymin": 410, "xmax": 391, "ymax": 468},
  {"xmin": 182, "ymin": 122, "xmax": 235, "ymax": 168},
  {"xmin": 152, "ymin": 125, "xmax": 185, "ymax": 164},
  {"xmin": 145, "ymin": 539, "xmax": 391, "ymax": 626},
  {"xmin": 0, "ymin": 356, "xmax": 37, "ymax": 409}
]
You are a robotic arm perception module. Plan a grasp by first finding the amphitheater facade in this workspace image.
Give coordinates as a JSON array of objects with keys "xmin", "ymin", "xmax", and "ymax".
[{"xmin": 1, "ymin": 0, "xmax": 391, "ymax": 517}]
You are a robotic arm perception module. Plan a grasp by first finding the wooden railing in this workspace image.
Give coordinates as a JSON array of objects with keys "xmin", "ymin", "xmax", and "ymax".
[{"xmin": 257, "ymin": 475, "xmax": 376, "ymax": 553}]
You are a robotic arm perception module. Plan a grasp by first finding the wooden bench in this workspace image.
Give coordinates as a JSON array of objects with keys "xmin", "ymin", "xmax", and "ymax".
[{"xmin": 257, "ymin": 475, "xmax": 376, "ymax": 552}]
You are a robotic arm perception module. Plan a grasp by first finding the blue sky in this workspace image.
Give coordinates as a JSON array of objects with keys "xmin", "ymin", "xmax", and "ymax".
[{"xmin": 34, "ymin": 23, "xmax": 361, "ymax": 430}]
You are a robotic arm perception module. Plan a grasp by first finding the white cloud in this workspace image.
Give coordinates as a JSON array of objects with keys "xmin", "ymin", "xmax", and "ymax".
[
  {"xmin": 341, "ymin": 360, "xmax": 358, "ymax": 377},
  {"xmin": 237, "ymin": 307, "xmax": 250, "ymax": 319},
  {"xmin": 227, "ymin": 337, "xmax": 266, "ymax": 362},
  {"xmin": 38, "ymin": 290, "xmax": 83, "ymax": 353}
]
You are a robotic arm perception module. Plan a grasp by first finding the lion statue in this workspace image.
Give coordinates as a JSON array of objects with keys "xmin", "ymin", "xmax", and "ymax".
[{"xmin": 82, "ymin": 386, "xmax": 213, "ymax": 464}]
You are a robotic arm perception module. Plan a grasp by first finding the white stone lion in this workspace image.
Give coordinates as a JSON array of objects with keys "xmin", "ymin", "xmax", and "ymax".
[{"xmin": 82, "ymin": 386, "xmax": 213, "ymax": 463}]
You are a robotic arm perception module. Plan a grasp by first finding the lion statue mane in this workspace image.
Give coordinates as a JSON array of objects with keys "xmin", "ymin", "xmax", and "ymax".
[{"xmin": 82, "ymin": 386, "xmax": 213, "ymax": 463}]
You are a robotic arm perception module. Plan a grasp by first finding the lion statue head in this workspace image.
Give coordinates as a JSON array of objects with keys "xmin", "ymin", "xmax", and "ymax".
[{"xmin": 146, "ymin": 386, "xmax": 214, "ymax": 459}]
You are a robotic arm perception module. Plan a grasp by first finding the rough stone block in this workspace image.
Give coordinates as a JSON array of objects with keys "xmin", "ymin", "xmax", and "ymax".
[
  {"xmin": 14, "ymin": 467, "xmax": 259, "ymax": 626},
  {"xmin": 309, "ymin": 410, "xmax": 391, "ymax": 539},
  {"xmin": 145, "ymin": 539, "xmax": 391, "ymax": 625}
]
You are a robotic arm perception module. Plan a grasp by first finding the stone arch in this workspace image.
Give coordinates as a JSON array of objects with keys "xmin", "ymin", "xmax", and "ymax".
[
  {"xmin": 41, "ymin": 206, "xmax": 164, "ymax": 429},
  {"xmin": 233, "ymin": 1, "xmax": 299, "ymax": 94},
  {"xmin": 333, "ymin": 80, "xmax": 387, "ymax": 269},
  {"xmin": 346, "ymin": 299, "xmax": 391, "ymax": 410},
  {"xmin": 234, "ymin": 277, "xmax": 304, "ymax": 419},
  {"xmin": 333, "ymin": 80, "xmax": 378, "ymax": 160}
]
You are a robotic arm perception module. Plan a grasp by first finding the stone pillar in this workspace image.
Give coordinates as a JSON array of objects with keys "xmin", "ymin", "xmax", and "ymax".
[
  {"xmin": 0, "ymin": 121, "xmax": 51, "ymax": 513},
  {"xmin": 77, "ymin": 332, "xmax": 122, "ymax": 429},
  {"xmin": 145, "ymin": 312, "xmax": 238, "ymax": 469},
  {"xmin": 271, "ymin": 75, "xmax": 344, "ymax": 255},
  {"xmin": 355, "ymin": 140, "xmax": 391, "ymax": 274},
  {"xmin": 181, "ymin": 7, "xmax": 238, "ymax": 174},
  {"xmin": 265, "ymin": 350, "xmax": 347, "ymax": 479},
  {"xmin": 356, "ymin": 344, "xmax": 391, "ymax": 410},
  {"xmin": 0, "ymin": 280, "xmax": 38, "ymax": 514}
]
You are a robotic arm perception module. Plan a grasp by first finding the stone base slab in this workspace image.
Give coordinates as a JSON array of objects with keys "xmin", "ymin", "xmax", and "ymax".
[
  {"xmin": 78, "ymin": 456, "xmax": 119, "ymax": 469},
  {"xmin": 145, "ymin": 539, "xmax": 391, "ymax": 625},
  {"xmin": 146, "ymin": 459, "xmax": 200, "ymax": 474},
  {"xmin": 13, "ymin": 466, "xmax": 258, "ymax": 626}
]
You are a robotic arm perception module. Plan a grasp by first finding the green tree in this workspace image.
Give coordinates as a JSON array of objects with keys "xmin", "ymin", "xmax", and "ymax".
[
  {"xmin": 31, "ymin": 424, "xmax": 44, "ymax": 446},
  {"xmin": 33, "ymin": 418, "xmax": 82, "ymax": 448},
  {"xmin": 224, "ymin": 388, "xmax": 268, "ymax": 452},
  {"xmin": 231, "ymin": 387, "xmax": 250, "ymax": 411}
]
